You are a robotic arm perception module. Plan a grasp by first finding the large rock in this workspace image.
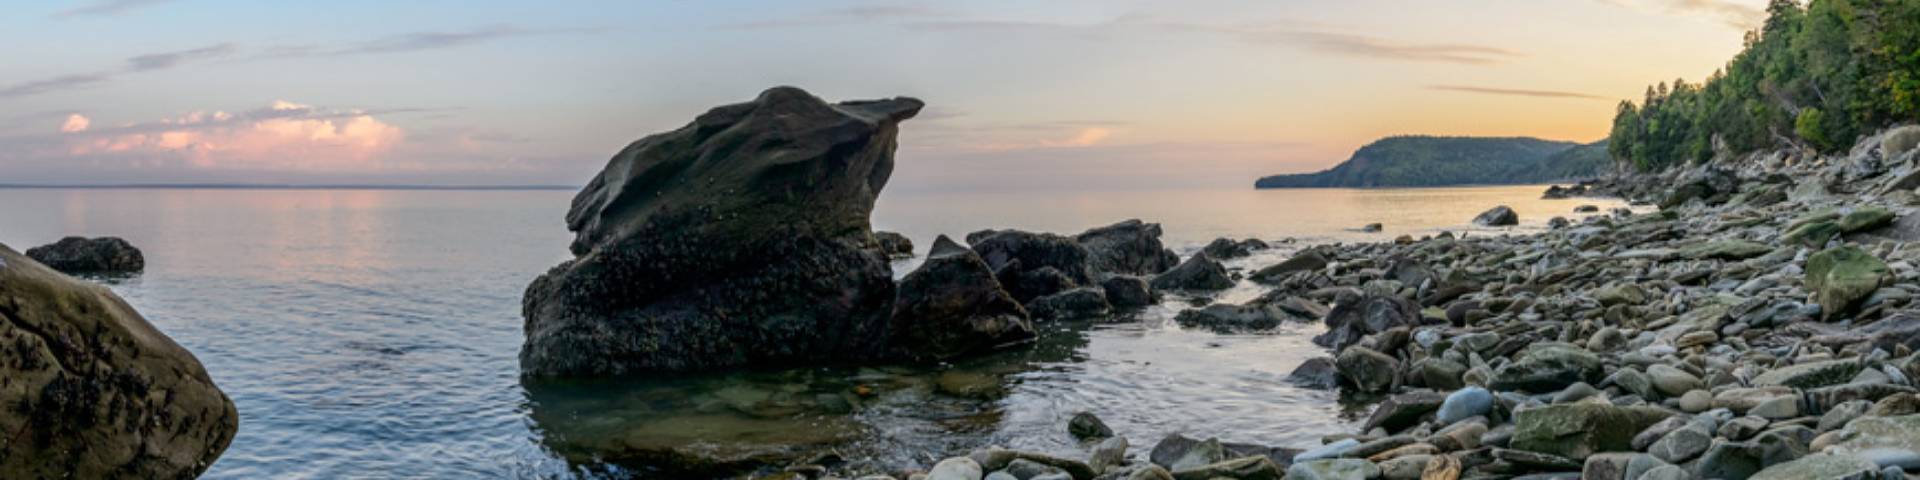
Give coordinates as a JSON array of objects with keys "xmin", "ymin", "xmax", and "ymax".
[
  {"xmin": 1076, "ymin": 219, "xmax": 1180, "ymax": 276},
  {"xmin": 1750, "ymin": 454, "xmax": 1880, "ymax": 480},
  {"xmin": 1490, "ymin": 342, "xmax": 1603, "ymax": 393},
  {"xmin": 1510, "ymin": 401, "xmax": 1671, "ymax": 461},
  {"xmin": 1202, "ymin": 238, "xmax": 1268, "ymax": 260},
  {"xmin": 1313, "ymin": 295, "xmax": 1421, "ymax": 352},
  {"xmin": 1335, "ymin": 346, "xmax": 1400, "ymax": 393},
  {"xmin": 890, "ymin": 236, "xmax": 1035, "ymax": 361},
  {"xmin": 1472, "ymin": 206, "xmax": 1518, "ymax": 226},
  {"xmin": 520, "ymin": 87, "xmax": 923, "ymax": 376},
  {"xmin": 874, "ymin": 231, "xmax": 915, "ymax": 258},
  {"xmin": 1151, "ymin": 252, "xmax": 1235, "ymax": 291},
  {"xmin": 971, "ymin": 231, "xmax": 1098, "ymax": 302},
  {"xmin": 0, "ymin": 244, "xmax": 238, "ymax": 477},
  {"xmin": 1250, "ymin": 251, "xmax": 1328, "ymax": 283},
  {"xmin": 24, "ymin": 236, "xmax": 145, "ymax": 274},
  {"xmin": 1175, "ymin": 303, "xmax": 1291, "ymax": 333},
  {"xmin": 1805, "ymin": 246, "xmax": 1889, "ymax": 320}
]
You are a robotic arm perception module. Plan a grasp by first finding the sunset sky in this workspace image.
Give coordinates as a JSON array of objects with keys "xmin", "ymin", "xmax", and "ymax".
[{"xmin": 0, "ymin": 0, "xmax": 1766, "ymax": 190}]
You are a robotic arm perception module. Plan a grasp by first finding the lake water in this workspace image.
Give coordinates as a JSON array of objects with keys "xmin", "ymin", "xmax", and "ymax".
[{"xmin": 0, "ymin": 185, "xmax": 1630, "ymax": 479}]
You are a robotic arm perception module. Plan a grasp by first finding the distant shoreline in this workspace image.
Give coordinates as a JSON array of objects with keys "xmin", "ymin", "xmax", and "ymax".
[{"xmin": 0, "ymin": 184, "xmax": 580, "ymax": 191}]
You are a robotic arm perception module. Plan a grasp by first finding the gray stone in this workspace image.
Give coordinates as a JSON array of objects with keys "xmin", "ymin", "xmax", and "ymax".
[
  {"xmin": 1151, "ymin": 251, "xmax": 1235, "ymax": 292},
  {"xmin": 1437, "ymin": 387, "xmax": 1494, "ymax": 425},
  {"xmin": 1285, "ymin": 458, "xmax": 1379, "ymax": 480},
  {"xmin": 1752, "ymin": 454, "xmax": 1880, "ymax": 480},
  {"xmin": 929, "ymin": 457, "xmax": 985, "ymax": 480},
  {"xmin": 1646, "ymin": 365, "xmax": 1703, "ymax": 398},
  {"xmin": 1492, "ymin": 343, "xmax": 1603, "ymax": 394},
  {"xmin": 1336, "ymin": 346, "xmax": 1401, "ymax": 394},
  {"xmin": 23, "ymin": 236, "xmax": 145, "ymax": 274},
  {"xmin": 1474, "ymin": 206, "xmax": 1519, "ymax": 226},
  {"xmin": 1649, "ymin": 424, "xmax": 1712, "ymax": 463},
  {"xmin": 1070, "ymin": 411, "xmax": 1114, "ymax": 441},
  {"xmin": 1172, "ymin": 456, "xmax": 1283, "ymax": 480},
  {"xmin": 1294, "ymin": 438, "xmax": 1362, "ymax": 462}
]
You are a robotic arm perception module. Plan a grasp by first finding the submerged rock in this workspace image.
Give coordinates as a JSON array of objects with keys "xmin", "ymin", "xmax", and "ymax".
[
  {"xmin": 24, "ymin": 236, "xmax": 144, "ymax": 274},
  {"xmin": 520, "ymin": 86, "xmax": 923, "ymax": 376},
  {"xmin": 1175, "ymin": 303, "xmax": 1292, "ymax": 333},
  {"xmin": 890, "ymin": 236, "xmax": 1035, "ymax": 361},
  {"xmin": 0, "ymin": 244, "xmax": 237, "ymax": 478}
]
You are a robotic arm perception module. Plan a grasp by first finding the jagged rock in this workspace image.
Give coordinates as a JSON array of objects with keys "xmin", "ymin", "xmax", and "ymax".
[
  {"xmin": 1100, "ymin": 275, "xmax": 1157, "ymax": 308},
  {"xmin": 890, "ymin": 235, "xmax": 1036, "ymax": 361},
  {"xmin": 1027, "ymin": 287, "xmax": 1111, "ymax": 321},
  {"xmin": 520, "ymin": 87, "xmax": 922, "ymax": 376},
  {"xmin": 1472, "ymin": 206, "xmax": 1518, "ymax": 227},
  {"xmin": 1336, "ymin": 346, "xmax": 1400, "ymax": 393},
  {"xmin": 875, "ymin": 231, "xmax": 915, "ymax": 258},
  {"xmin": 1314, "ymin": 294, "xmax": 1421, "ymax": 351},
  {"xmin": 24, "ymin": 236, "xmax": 144, "ymax": 274},
  {"xmin": 1175, "ymin": 303, "xmax": 1291, "ymax": 333},
  {"xmin": 1070, "ymin": 411, "xmax": 1113, "ymax": 441},
  {"xmin": 1151, "ymin": 252, "xmax": 1235, "ymax": 291},
  {"xmin": 1201, "ymin": 238, "xmax": 1268, "ymax": 259},
  {"xmin": 0, "ymin": 244, "xmax": 238, "ymax": 478},
  {"xmin": 1077, "ymin": 219, "xmax": 1180, "ymax": 276},
  {"xmin": 974, "ymin": 231, "xmax": 1098, "ymax": 301},
  {"xmin": 1251, "ymin": 251, "xmax": 1328, "ymax": 282},
  {"xmin": 1805, "ymin": 246, "xmax": 1889, "ymax": 320},
  {"xmin": 1288, "ymin": 357, "xmax": 1341, "ymax": 390}
]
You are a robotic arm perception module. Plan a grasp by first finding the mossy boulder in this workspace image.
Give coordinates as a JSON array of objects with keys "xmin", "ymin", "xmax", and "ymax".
[
  {"xmin": 1510, "ymin": 401, "xmax": 1673, "ymax": 460},
  {"xmin": 1805, "ymin": 246, "xmax": 1890, "ymax": 320},
  {"xmin": 1838, "ymin": 207, "xmax": 1895, "ymax": 233},
  {"xmin": 1677, "ymin": 240, "xmax": 1773, "ymax": 260}
]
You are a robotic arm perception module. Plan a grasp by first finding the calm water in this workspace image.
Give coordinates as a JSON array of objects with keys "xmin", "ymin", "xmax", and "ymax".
[{"xmin": 0, "ymin": 185, "xmax": 1627, "ymax": 479}]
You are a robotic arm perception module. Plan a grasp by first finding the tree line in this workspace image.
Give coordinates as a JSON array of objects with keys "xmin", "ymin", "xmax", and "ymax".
[{"xmin": 1609, "ymin": 0, "xmax": 1920, "ymax": 171}]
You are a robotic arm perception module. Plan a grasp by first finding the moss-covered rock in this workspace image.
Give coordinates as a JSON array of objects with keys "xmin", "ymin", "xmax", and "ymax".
[
  {"xmin": 1510, "ymin": 401, "xmax": 1672, "ymax": 460},
  {"xmin": 1838, "ymin": 207, "xmax": 1896, "ymax": 233},
  {"xmin": 1805, "ymin": 246, "xmax": 1889, "ymax": 319}
]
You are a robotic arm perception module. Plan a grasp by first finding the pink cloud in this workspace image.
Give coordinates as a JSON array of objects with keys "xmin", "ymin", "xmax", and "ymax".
[
  {"xmin": 60, "ymin": 114, "xmax": 90, "ymax": 133},
  {"xmin": 63, "ymin": 100, "xmax": 404, "ymax": 170}
]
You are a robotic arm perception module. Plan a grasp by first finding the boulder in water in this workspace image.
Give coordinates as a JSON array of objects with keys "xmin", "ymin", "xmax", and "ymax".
[
  {"xmin": 1150, "ymin": 251, "xmax": 1234, "ymax": 291},
  {"xmin": 520, "ymin": 86, "xmax": 923, "ymax": 376},
  {"xmin": 24, "ymin": 236, "xmax": 144, "ymax": 274},
  {"xmin": 1472, "ymin": 206, "xmax": 1518, "ymax": 226},
  {"xmin": 972, "ymin": 230, "xmax": 1097, "ymax": 301},
  {"xmin": 1313, "ymin": 294, "xmax": 1421, "ymax": 352},
  {"xmin": 1076, "ymin": 219, "xmax": 1179, "ymax": 276},
  {"xmin": 0, "ymin": 244, "xmax": 238, "ymax": 478},
  {"xmin": 889, "ymin": 236, "xmax": 1035, "ymax": 361}
]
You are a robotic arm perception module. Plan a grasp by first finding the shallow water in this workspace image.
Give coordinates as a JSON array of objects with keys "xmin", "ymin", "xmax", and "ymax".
[{"xmin": 0, "ymin": 185, "xmax": 1629, "ymax": 478}]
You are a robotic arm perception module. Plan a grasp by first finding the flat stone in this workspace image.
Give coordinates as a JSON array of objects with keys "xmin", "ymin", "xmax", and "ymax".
[
  {"xmin": 1173, "ymin": 456, "xmax": 1284, "ymax": 480},
  {"xmin": 1646, "ymin": 365, "xmax": 1702, "ymax": 398},
  {"xmin": 1753, "ymin": 359, "xmax": 1866, "ymax": 389},
  {"xmin": 1750, "ymin": 454, "xmax": 1880, "ymax": 480},
  {"xmin": 1284, "ymin": 458, "xmax": 1379, "ymax": 480},
  {"xmin": 928, "ymin": 457, "xmax": 984, "ymax": 480},
  {"xmin": 1367, "ymin": 391, "xmax": 1448, "ymax": 433},
  {"xmin": 1648, "ymin": 424, "xmax": 1712, "ymax": 463},
  {"xmin": 1337, "ymin": 346, "xmax": 1401, "ymax": 394},
  {"xmin": 1491, "ymin": 343, "xmax": 1603, "ymax": 394},
  {"xmin": 1437, "ymin": 387, "xmax": 1494, "ymax": 425},
  {"xmin": 1510, "ymin": 402, "xmax": 1672, "ymax": 460}
]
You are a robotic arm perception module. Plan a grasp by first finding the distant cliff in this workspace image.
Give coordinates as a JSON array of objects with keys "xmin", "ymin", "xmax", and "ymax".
[{"xmin": 1255, "ymin": 136, "xmax": 1608, "ymax": 188}]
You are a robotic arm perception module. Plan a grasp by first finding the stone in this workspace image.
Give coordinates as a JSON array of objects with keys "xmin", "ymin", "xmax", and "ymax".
[
  {"xmin": 1294, "ymin": 438, "xmax": 1362, "ymax": 462},
  {"xmin": 1819, "ymin": 400, "xmax": 1872, "ymax": 432},
  {"xmin": 1553, "ymin": 382, "xmax": 1601, "ymax": 404},
  {"xmin": 1070, "ymin": 411, "xmax": 1114, "ymax": 441},
  {"xmin": 890, "ymin": 235, "xmax": 1037, "ymax": 361},
  {"xmin": 1315, "ymin": 295, "xmax": 1421, "ymax": 352},
  {"xmin": 1420, "ymin": 358, "xmax": 1469, "ymax": 391},
  {"xmin": 1151, "ymin": 252, "xmax": 1235, "ymax": 292},
  {"xmin": 1680, "ymin": 390, "xmax": 1713, "ymax": 413},
  {"xmin": 1490, "ymin": 343, "xmax": 1603, "ymax": 394},
  {"xmin": 1101, "ymin": 275, "xmax": 1157, "ymax": 309},
  {"xmin": 1436, "ymin": 387, "xmax": 1493, "ymax": 424},
  {"xmin": 1091, "ymin": 437, "xmax": 1129, "ymax": 474},
  {"xmin": 1648, "ymin": 424, "xmax": 1713, "ymax": 463},
  {"xmin": 1421, "ymin": 455, "xmax": 1462, "ymax": 480},
  {"xmin": 1251, "ymin": 251, "xmax": 1328, "ymax": 283},
  {"xmin": 23, "ymin": 236, "xmax": 145, "ymax": 274},
  {"xmin": 1829, "ymin": 414, "xmax": 1920, "ymax": 454},
  {"xmin": 1882, "ymin": 125, "xmax": 1920, "ymax": 159},
  {"xmin": 1580, "ymin": 453, "xmax": 1635, "ymax": 480},
  {"xmin": 874, "ymin": 231, "xmax": 915, "ymax": 258},
  {"xmin": 928, "ymin": 457, "xmax": 984, "ymax": 480},
  {"xmin": 1693, "ymin": 437, "xmax": 1806, "ymax": 480},
  {"xmin": 1367, "ymin": 391, "xmax": 1449, "ymax": 433},
  {"xmin": 1175, "ymin": 303, "xmax": 1289, "ymax": 333},
  {"xmin": 1718, "ymin": 416, "xmax": 1768, "ymax": 440},
  {"xmin": 968, "ymin": 449, "xmax": 1097, "ymax": 479},
  {"xmin": 1285, "ymin": 458, "xmax": 1379, "ymax": 480},
  {"xmin": 1591, "ymin": 284, "xmax": 1647, "ymax": 307},
  {"xmin": 1646, "ymin": 364, "xmax": 1702, "ymax": 398},
  {"xmin": 1839, "ymin": 207, "xmax": 1896, "ymax": 233},
  {"xmin": 1202, "ymin": 238, "xmax": 1267, "ymax": 260},
  {"xmin": 1473, "ymin": 206, "xmax": 1519, "ymax": 227},
  {"xmin": 0, "ymin": 244, "xmax": 238, "ymax": 478},
  {"xmin": 1378, "ymin": 454, "xmax": 1429, "ymax": 480},
  {"xmin": 1076, "ymin": 219, "xmax": 1180, "ymax": 276},
  {"xmin": 1677, "ymin": 240, "xmax": 1773, "ymax": 261},
  {"xmin": 1750, "ymin": 396, "xmax": 1801, "ymax": 420},
  {"xmin": 1027, "ymin": 288, "xmax": 1112, "ymax": 321},
  {"xmin": 1289, "ymin": 357, "xmax": 1343, "ymax": 390},
  {"xmin": 1006, "ymin": 458, "xmax": 1067, "ymax": 479},
  {"xmin": 1750, "ymin": 454, "xmax": 1880, "ymax": 480},
  {"xmin": 520, "ymin": 87, "xmax": 923, "ymax": 376},
  {"xmin": 1494, "ymin": 448, "xmax": 1581, "ymax": 470},
  {"xmin": 1753, "ymin": 359, "xmax": 1865, "ymax": 390},
  {"xmin": 1805, "ymin": 246, "xmax": 1889, "ymax": 320},
  {"xmin": 1510, "ymin": 402, "xmax": 1671, "ymax": 460},
  {"xmin": 1638, "ymin": 465, "xmax": 1688, "ymax": 480},
  {"xmin": 1337, "ymin": 346, "xmax": 1402, "ymax": 394},
  {"xmin": 1784, "ymin": 220, "xmax": 1843, "ymax": 248},
  {"xmin": 1168, "ymin": 438, "xmax": 1227, "ymax": 472},
  {"xmin": 1172, "ymin": 456, "xmax": 1284, "ymax": 480}
]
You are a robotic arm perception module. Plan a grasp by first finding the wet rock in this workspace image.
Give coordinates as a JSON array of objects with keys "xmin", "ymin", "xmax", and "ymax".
[
  {"xmin": 1285, "ymin": 458, "xmax": 1377, "ymax": 480},
  {"xmin": 1289, "ymin": 357, "xmax": 1342, "ymax": 390},
  {"xmin": 1151, "ymin": 252, "xmax": 1235, "ymax": 291},
  {"xmin": 1366, "ymin": 391, "xmax": 1448, "ymax": 433},
  {"xmin": 1473, "ymin": 206, "xmax": 1519, "ymax": 227},
  {"xmin": 968, "ymin": 448, "xmax": 1097, "ymax": 479},
  {"xmin": 1361, "ymin": 223, "xmax": 1385, "ymax": 233},
  {"xmin": 1807, "ymin": 246, "xmax": 1890, "ymax": 320},
  {"xmin": 1336, "ymin": 346, "xmax": 1401, "ymax": 393},
  {"xmin": 976, "ymin": 232, "xmax": 1098, "ymax": 301},
  {"xmin": 1574, "ymin": 205, "xmax": 1600, "ymax": 213},
  {"xmin": 1548, "ymin": 216, "xmax": 1570, "ymax": 229},
  {"xmin": 1070, "ymin": 411, "xmax": 1113, "ymax": 441},
  {"xmin": 875, "ymin": 231, "xmax": 915, "ymax": 258},
  {"xmin": 1490, "ymin": 343, "xmax": 1603, "ymax": 394},
  {"xmin": 1026, "ymin": 288, "xmax": 1112, "ymax": 321},
  {"xmin": 929, "ymin": 457, "xmax": 985, "ymax": 480},
  {"xmin": 1101, "ymin": 275, "xmax": 1157, "ymax": 309},
  {"xmin": 1315, "ymin": 295, "xmax": 1421, "ymax": 352},
  {"xmin": 890, "ymin": 235, "xmax": 1036, "ymax": 361},
  {"xmin": 24, "ymin": 236, "xmax": 144, "ymax": 274},
  {"xmin": 1175, "ymin": 303, "xmax": 1290, "ymax": 334},
  {"xmin": 1090, "ymin": 437, "xmax": 1129, "ymax": 474},
  {"xmin": 1202, "ymin": 238, "xmax": 1268, "ymax": 260},
  {"xmin": 1436, "ymin": 387, "xmax": 1493, "ymax": 425},
  {"xmin": 1251, "ymin": 251, "xmax": 1328, "ymax": 283},
  {"xmin": 0, "ymin": 244, "xmax": 238, "ymax": 478},
  {"xmin": 520, "ymin": 87, "xmax": 922, "ymax": 376},
  {"xmin": 1077, "ymin": 219, "xmax": 1180, "ymax": 276}
]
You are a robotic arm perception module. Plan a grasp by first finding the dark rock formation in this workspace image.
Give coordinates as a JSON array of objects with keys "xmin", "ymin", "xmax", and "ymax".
[
  {"xmin": 1075, "ymin": 219, "xmax": 1179, "ymax": 276},
  {"xmin": 1202, "ymin": 237, "xmax": 1269, "ymax": 259},
  {"xmin": 24, "ymin": 236, "xmax": 144, "ymax": 274},
  {"xmin": 1100, "ymin": 275, "xmax": 1157, "ymax": 309},
  {"xmin": 1150, "ymin": 252, "xmax": 1234, "ymax": 291},
  {"xmin": 520, "ymin": 86, "xmax": 923, "ymax": 376},
  {"xmin": 1026, "ymin": 288, "xmax": 1111, "ymax": 321},
  {"xmin": 0, "ymin": 243, "xmax": 237, "ymax": 478},
  {"xmin": 874, "ymin": 231, "xmax": 915, "ymax": 258},
  {"xmin": 889, "ymin": 236, "xmax": 1035, "ymax": 361},
  {"xmin": 1313, "ymin": 294, "xmax": 1421, "ymax": 352},
  {"xmin": 1472, "ymin": 206, "xmax": 1519, "ymax": 227},
  {"xmin": 1174, "ymin": 303, "xmax": 1293, "ymax": 333},
  {"xmin": 970, "ymin": 231, "xmax": 1097, "ymax": 302}
]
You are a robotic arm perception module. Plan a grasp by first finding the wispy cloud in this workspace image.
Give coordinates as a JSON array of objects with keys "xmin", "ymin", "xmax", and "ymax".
[
  {"xmin": 720, "ymin": 5, "xmax": 945, "ymax": 29},
  {"xmin": 730, "ymin": 10, "xmax": 1521, "ymax": 65},
  {"xmin": 0, "ymin": 73, "xmax": 114, "ymax": 98},
  {"xmin": 53, "ymin": 0, "xmax": 177, "ymax": 18},
  {"xmin": 1596, "ymin": 0, "xmax": 1766, "ymax": 29},
  {"xmin": 1427, "ymin": 85, "xmax": 1605, "ymax": 100},
  {"xmin": 0, "ymin": 43, "xmax": 235, "ymax": 98},
  {"xmin": 127, "ymin": 43, "xmax": 237, "ymax": 71}
]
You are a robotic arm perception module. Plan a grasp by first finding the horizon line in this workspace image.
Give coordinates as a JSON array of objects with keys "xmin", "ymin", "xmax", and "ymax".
[{"xmin": 0, "ymin": 183, "xmax": 582, "ymax": 191}]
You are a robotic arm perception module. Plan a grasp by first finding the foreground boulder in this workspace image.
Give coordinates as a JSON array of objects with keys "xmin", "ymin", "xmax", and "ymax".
[
  {"xmin": 521, "ymin": 86, "xmax": 923, "ymax": 376},
  {"xmin": 0, "ymin": 244, "xmax": 237, "ymax": 477},
  {"xmin": 889, "ymin": 236, "xmax": 1035, "ymax": 360},
  {"xmin": 25, "ymin": 236, "xmax": 145, "ymax": 274}
]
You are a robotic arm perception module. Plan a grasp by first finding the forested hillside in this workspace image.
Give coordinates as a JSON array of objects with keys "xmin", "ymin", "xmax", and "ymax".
[
  {"xmin": 1255, "ymin": 136, "xmax": 1606, "ymax": 188},
  {"xmin": 1609, "ymin": 0, "xmax": 1920, "ymax": 170}
]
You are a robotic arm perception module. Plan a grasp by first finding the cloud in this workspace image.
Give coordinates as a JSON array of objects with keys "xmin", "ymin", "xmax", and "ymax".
[
  {"xmin": 1596, "ymin": 0, "xmax": 1766, "ymax": 29},
  {"xmin": 1427, "ymin": 85, "xmax": 1605, "ymax": 100},
  {"xmin": 731, "ymin": 10, "xmax": 1521, "ymax": 65},
  {"xmin": 54, "ymin": 100, "xmax": 404, "ymax": 170},
  {"xmin": 1039, "ymin": 127, "xmax": 1112, "ymax": 148},
  {"xmin": 60, "ymin": 114, "xmax": 90, "ymax": 133},
  {"xmin": 0, "ymin": 43, "xmax": 234, "ymax": 98},
  {"xmin": 721, "ymin": 5, "xmax": 944, "ymax": 29},
  {"xmin": 263, "ymin": 25, "xmax": 605, "ymax": 58},
  {"xmin": 53, "ymin": 0, "xmax": 176, "ymax": 18}
]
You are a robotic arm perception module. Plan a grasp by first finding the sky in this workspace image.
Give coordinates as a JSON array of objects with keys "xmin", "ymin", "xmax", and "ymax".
[{"xmin": 0, "ymin": 0, "xmax": 1768, "ymax": 190}]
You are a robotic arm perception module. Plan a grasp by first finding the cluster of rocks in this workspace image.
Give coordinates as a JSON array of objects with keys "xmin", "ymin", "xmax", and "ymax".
[{"xmin": 24, "ymin": 236, "xmax": 145, "ymax": 274}]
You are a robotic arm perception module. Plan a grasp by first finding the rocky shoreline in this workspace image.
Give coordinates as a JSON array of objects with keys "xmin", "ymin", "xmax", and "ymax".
[{"xmin": 812, "ymin": 127, "xmax": 1920, "ymax": 480}]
